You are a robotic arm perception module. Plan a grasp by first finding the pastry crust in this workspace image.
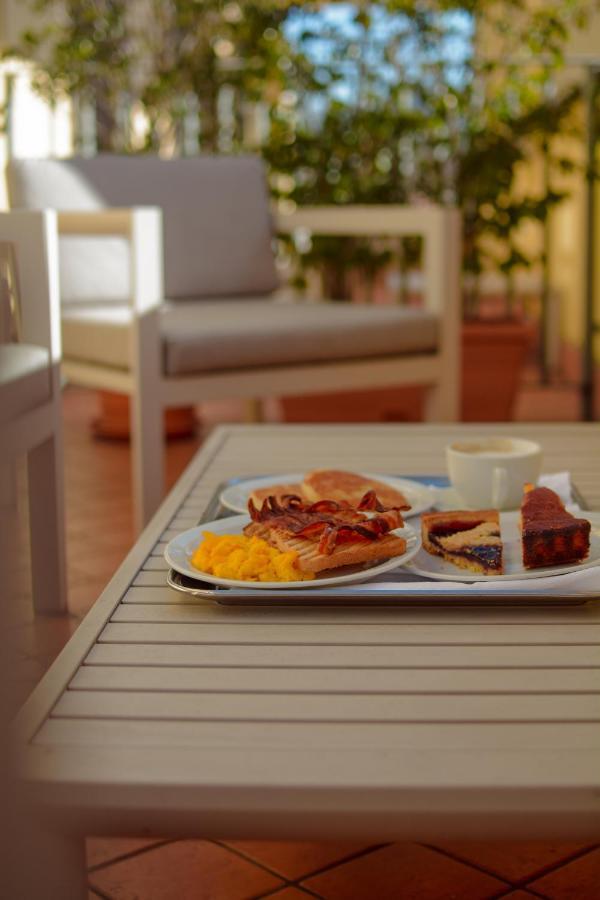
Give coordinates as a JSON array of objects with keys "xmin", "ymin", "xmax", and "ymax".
[{"xmin": 421, "ymin": 509, "xmax": 503, "ymax": 576}]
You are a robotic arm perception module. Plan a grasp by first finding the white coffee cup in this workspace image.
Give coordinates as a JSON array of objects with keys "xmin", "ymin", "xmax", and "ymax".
[{"xmin": 446, "ymin": 437, "xmax": 542, "ymax": 510}]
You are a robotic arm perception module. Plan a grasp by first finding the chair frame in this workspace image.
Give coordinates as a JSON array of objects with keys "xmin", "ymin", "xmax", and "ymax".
[
  {"xmin": 56, "ymin": 204, "xmax": 462, "ymax": 530},
  {"xmin": 0, "ymin": 210, "xmax": 67, "ymax": 613}
]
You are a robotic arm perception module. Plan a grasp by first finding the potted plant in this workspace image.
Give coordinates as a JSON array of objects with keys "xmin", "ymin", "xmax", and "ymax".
[{"xmin": 453, "ymin": 82, "xmax": 579, "ymax": 419}]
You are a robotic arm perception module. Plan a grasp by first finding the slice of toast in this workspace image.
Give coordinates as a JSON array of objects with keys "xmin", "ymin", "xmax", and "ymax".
[
  {"xmin": 244, "ymin": 522, "xmax": 407, "ymax": 574},
  {"xmin": 302, "ymin": 469, "xmax": 410, "ymax": 509}
]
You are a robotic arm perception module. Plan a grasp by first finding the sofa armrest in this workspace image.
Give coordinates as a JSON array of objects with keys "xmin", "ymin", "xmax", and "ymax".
[
  {"xmin": 275, "ymin": 203, "xmax": 455, "ymax": 238},
  {"xmin": 57, "ymin": 207, "xmax": 164, "ymax": 315},
  {"xmin": 274, "ymin": 203, "xmax": 461, "ymax": 319},
  {"xmin": 0, "ymin": 210, "xmax": 62, "ymax": 364}
]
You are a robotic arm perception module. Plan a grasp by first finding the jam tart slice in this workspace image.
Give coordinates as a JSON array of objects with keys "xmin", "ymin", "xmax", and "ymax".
[{"xmin": 421, "ymin": 509, "xmax": 504, "ymax": 576}]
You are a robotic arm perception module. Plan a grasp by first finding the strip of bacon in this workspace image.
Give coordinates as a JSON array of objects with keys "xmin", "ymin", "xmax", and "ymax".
[
  {"xmin": 318, "ymin": 524, "xmax": 378, "ymax": 555},
  {"xmin": 248, "ymin": 491, "xmax": 405, "ymax": 554},
  {"xmin": 358, "ymin": 489, "xmax": 410, "ymax": 513}
]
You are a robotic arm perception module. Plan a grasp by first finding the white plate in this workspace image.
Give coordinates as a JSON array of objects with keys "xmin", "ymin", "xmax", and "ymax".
[
  {"xmin": 406, "ymin": 511, "xmax": 600, "ymax": 582},
  {"xmin": 165, "ymin": 514, "xmax": 421, "ymax": 590},
  {"xmin": 219, "ymin": 473, "xmax": 434, "ymax": 518}
]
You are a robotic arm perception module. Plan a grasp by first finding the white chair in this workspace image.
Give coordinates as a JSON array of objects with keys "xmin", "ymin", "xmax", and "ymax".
[
  {"xmin": 7, "ymin": 155, "xmax": 461, "ymax": 530},
  {"xmin": 0, "ymin": 210, "xmax": 67, "ymax": 614}
]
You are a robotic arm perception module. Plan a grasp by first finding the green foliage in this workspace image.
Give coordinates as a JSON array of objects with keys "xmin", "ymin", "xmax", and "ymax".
[
  {"xmin": 13, "ymin": 1, "xmax": 131, "ymax": 148},
  {"xmin": 10, "ymin": 0, "xmax": 595, "ymax": 310}
]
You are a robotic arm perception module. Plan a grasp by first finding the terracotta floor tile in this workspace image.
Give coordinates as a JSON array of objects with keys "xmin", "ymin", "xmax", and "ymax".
[
  {"xmin": 68, "ymin": 582, "xmax": 112, "ymax": 618},
  {"xmin": 429, "ymin": 842, "xmax": 591, "ymax": 883},
  {"xmin": 497, "ymin": 893, "xmax": 542, "ymax": 899},
  {"xmin": 8, "ymin": 656, "xmax": 47, "ymax": 715},
  {"xmin": 527, "ymin": 847, "xmax": 600, "ymax": 899},
  {"xmin": 12, "ymin": 614, "xmax": 80, "ymax": 663},
  {"xmin": 302, "ymin": 843, "xmax": 507, "ymax": 900},
  {"xmin": 262, "ymin": 889, "xmax": 318, "ymax": 900},
  {"xmin": 226, "ymin": 841, "xmax": 371, "ymax": 879},
  {"xmin": 89, "ymin": 839, "xmax": 284, "ymax": 900},
  {"xmin": 72, "ymin": 552, "xmax": 126, "ymax": 582},
  {"xmin": 86, "ymin": 837, "xmax": 167, "ymax": 869},
  {"xmin": 7, "ymin": 596, "xmax": 36, "ymax": 628}
]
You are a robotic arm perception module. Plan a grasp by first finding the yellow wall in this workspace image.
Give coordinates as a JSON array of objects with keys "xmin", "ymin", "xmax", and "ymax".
[
  {"xmin": 476, "ymin": 4, "xmax": 600, "ymax": 361},
  {"xmin": 551, "ymin": 7, "xmax": 600, "ymax": 360}
]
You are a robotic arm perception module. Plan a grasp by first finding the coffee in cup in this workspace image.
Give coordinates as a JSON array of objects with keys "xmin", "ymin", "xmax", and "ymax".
[{"xmin": 446, "ymin": 437, "xmax": 542, "ymax": 510}]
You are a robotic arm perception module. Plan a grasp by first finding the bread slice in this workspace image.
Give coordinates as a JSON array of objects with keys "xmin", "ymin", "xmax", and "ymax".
[
  {"xmin": 302, "ymin": 469, "xmax": 409, "ymax": 509},
  {"xmin": 244, "ymin": 522, "xmax": 407, "ymax": 574},
  {"xmin": 421, "ymin": 509, "xmax": 503, "ymax": 576},
  {"xmin": 249, "ymin": 483, "xmax": 306, "ymax": 507}
]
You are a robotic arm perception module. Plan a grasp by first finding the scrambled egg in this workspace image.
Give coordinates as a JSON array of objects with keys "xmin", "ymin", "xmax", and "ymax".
[{"xmin": 191, "ymin": 531, "xmax": 314, "ymax": 582}]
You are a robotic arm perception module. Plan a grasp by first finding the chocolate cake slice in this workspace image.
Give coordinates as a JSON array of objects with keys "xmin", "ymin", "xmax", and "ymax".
[
  {"xmin": 520, "ymin": 486, "xmax": 590, "ymax": 569},
  {"xmin": 421, "ymin": 510, "xmax": 503, "ymax": 576}
]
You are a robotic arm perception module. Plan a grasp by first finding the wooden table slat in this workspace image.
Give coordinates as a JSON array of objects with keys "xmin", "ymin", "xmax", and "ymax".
[
  {"xmin": 70, "ymin": 664, "xmax": 600, "ymax": 695},
  {"xmin": 150, "ymin": 542, "xmax": 168, "ymax": 556},
  {"xmin": 141, "ymin": 557, "xmax": 169, "ymax": 572},
  {"xmin": 35, "ymin": 718, "xmax": 600, "ymax": 751},
  {"xmin": 98, "ymin": 621, "xmax": 600, "ymax": 646},
  {"xmin": 168, "ymin": 516, "xmax": 201, "ymax": 528},
  {"xmin": 113, "ymin": 594, "xmax": 600, "ymax": 625},
  {"xmin": 85, "ymin": 641, "xmax": 600, "ymax": 669},
  {"xmin": 53, "ymin": 689, "xmax": 600, "ymax": 723}
]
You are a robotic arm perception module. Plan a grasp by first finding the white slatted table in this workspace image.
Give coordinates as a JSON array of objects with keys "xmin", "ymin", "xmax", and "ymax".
[{"xmin": 15, "ymin": 424, "xmax": 600, "ymax": 897}]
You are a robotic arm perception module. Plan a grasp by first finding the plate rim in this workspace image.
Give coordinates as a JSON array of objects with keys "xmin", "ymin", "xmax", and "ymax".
[
  {"xmin": 219, "ymin": 472, "xmax": 434, "ymax": 518},
  {"xmin": 406, "ymin": 510, "xmax": 600, "ymax": 582},
  {"xmin": 164, "ymin": 514, "xmax": 421, "ymax": 590}
]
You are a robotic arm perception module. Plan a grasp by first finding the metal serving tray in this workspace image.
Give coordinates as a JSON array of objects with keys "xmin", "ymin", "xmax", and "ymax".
[{"xmin": 167, "ymin": 475, "xmax": 599, "ymax": 607}]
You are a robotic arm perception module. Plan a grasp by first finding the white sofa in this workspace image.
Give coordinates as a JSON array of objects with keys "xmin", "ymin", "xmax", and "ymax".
[{"xmin": 7, "ymin": 155, "xmax": 461, "ymax": 529}]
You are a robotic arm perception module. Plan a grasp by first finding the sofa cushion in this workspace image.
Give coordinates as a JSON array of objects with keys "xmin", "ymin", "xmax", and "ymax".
[
  {"xmin": 6, "ymin": 159, "xmax": 131, "ymax": 303},
  {"xmin": 162, "ymin": 300, "xmax": 438, "ymax": 375},
  {"xmin": 61, "ymin": 303, "xmax": 133, "ymax": 369},
  {"xmin": 7, "ymin": 155, "xmax": 279, "ymax": 301},
  {"xmin": 60, "ymin": 299, "xmax": 438, "ymax": 375},
  {"xmin": 0, "ymin": 343, "xmax": 51, "ymax": 424}
]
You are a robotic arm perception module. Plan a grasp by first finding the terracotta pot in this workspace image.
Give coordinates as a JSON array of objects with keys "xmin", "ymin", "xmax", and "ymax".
[
  {"xmin": 461, "ymin": 318, "xmax": 536, "ymax": 422},
  {"xmin": 93, "ymin": 391, "xmax": 197, "ymax": 440},
  {"xmin": 279, "ymin": 385, "xmax": 426, "ymax": 423}
]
